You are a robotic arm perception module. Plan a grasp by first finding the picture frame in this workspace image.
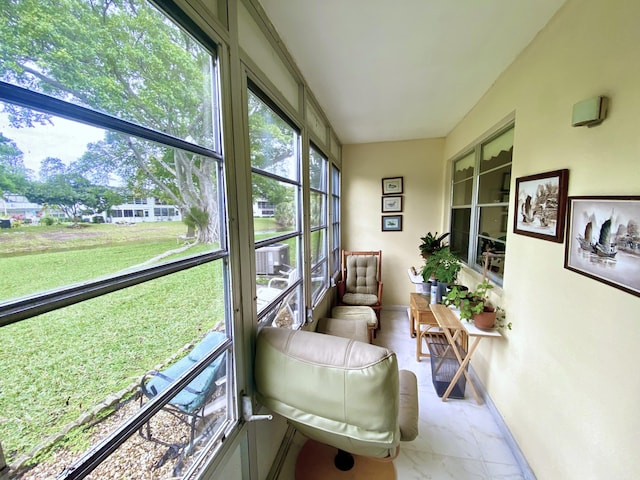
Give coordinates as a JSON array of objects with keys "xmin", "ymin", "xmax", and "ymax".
[
  {"xmin": 381, "ymin": 195, "xmax": 403, "ymax": 212},
  {"xmin": 564, "ymin": 196, "xmax": 640, "ymax": 298},
  {"xmin": 382, "ymin": 176, "xmax": 403, "ymax": 195},
  {"xmin": 513, "ymin": 169, "xmax": 569, "ymax": 243},
  {"xmin": 382, "ymin": 215, "xmax": 403, "ymax": 232}
]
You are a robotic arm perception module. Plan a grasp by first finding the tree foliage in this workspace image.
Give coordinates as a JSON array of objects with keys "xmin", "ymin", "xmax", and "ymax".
[
  {"xmin": 1, "ymin": 0, "xmax": 220, "ymax": 242},
  {"xmin": 0, "ymin": 132, "xmax": 29, "ymax": 194},
  {"xmin": 247, "ymin": 91, "xmax": 296, "ymax": 227},
  {"xmin": 26, "ymin": 173, "xmax": 124, "ymax": 223}
]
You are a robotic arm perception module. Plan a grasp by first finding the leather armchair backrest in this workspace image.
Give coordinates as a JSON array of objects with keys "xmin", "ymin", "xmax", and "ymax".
[{"xmin": 255, "ymin": 327, "xmax": 401, "ymax": 458}]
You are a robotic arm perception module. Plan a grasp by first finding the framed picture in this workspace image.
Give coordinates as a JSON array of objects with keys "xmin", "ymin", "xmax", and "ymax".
[
  {"xmin": 513, "ymin": 169, "xmax": 569, "ymax": 243},
  {"xmin": 382, "ymin": 195, "xmax": 403, "ymax": 212},
  {"xmin": 564, "ymin": 196, "xmax": 640, "ymax": 297},
  {"xmin": 382, "ymin": 176, "xmax": 403, "ymax": 195},
  {"xmin": 382, "ymin": 215, "xmax": 403, "ymax": 232}
]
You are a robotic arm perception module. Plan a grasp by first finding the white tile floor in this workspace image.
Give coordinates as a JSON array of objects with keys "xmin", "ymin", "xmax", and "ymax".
[{"xmin": 276, "ymin": 308, "xmax": 529, "ymax": 480}]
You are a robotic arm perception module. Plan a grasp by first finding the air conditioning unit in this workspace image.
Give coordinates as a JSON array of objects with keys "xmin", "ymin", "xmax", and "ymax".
[{"xmin": 256, "ymin": 244, "xmax": 290, "ymax": 275}]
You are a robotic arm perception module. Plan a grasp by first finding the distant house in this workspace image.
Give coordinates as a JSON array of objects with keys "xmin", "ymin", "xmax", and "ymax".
[
  {"xmin": 0, "ymin": 194, "xmax": 41, "ymax": 223},
  {"xmin": 107, "ymin": 197, "xmax": 183, "ymax": 223},
  {"xmin": 253, "ymin": 199, "xmax": 274, "ymax": 217},
  {"xmin": 1, "ymin": 194, "xmax": 182, "ymax": 224}
]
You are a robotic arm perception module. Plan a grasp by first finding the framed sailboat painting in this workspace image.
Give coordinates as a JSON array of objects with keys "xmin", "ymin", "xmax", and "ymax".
[
  {"xmin": 513, "ymin": 169, "xmax": 569, "ymax": 243},
  {"xmin": 564, "ymin": 196, "xmax": 640, "ymax": 297}
]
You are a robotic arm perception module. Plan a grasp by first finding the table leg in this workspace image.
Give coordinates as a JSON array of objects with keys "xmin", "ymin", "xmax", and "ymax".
[
  {"xmin": 441, "ymin": 336, "xmax": 483, "ymax": 404},
  {"xmin": 409, "ymin": 307, "xmax": 416, "ymax": 337}
]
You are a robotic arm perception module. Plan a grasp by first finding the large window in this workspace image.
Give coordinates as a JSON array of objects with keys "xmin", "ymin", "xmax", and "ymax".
[
  {"xmin": 248, "ymin": 87, "xmax": 303, "ymax": 328},
  {"xmin": 309, "ymin": 145, "xmax": 328, "ymax": 305},
  {"xmin": 0, "ymin": 1, "xmax": 235, "ymax": 478},
  {"xmin": 450, "ymin": 125, "xmax": 514, "ymax": 283}
]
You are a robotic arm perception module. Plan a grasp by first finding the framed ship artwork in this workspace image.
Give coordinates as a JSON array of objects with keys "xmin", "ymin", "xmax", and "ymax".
[
  {"xmin": 513, "ymin": 169, "xmax": 569, "ymax": 243},
  {"xmin": 564, "ymin": 196, "xmax": 640, "ymax": 297}
]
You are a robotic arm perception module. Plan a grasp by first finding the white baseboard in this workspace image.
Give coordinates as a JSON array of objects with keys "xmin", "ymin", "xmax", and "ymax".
[{"xmin": 468, "ymin": 366, "xmax": 537, "ymax": 480}]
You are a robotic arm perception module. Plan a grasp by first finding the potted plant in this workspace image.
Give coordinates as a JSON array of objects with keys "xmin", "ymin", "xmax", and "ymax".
[
  {"xmin": 420, "ymin": 247, "xmax": 461, "ymax": 302},
  {"xmin": 419, "ymin": 231, "xmax": 450, "ymax": 258},
  {"xmin": 445, "ymin": 280, "xmax": 512, "ymax": 330}
]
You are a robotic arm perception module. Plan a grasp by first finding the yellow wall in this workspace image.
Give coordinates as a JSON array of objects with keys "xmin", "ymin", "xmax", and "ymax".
[
  {"xmin": 446, "ymin": 0, "xmax": 640, "ymax": 478},
  {"xmin": 343, "ymin": 0, "xmax": 640, "ymax": 478},
  {"xmin": 342, "ymin": 139, "xmax": 445, "ymax": 306}
]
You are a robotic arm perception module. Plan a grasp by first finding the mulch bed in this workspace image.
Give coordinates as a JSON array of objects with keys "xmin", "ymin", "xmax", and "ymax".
[{"xmin": 13, "ymin": 390, "xmax": 225, "ymax": 480}]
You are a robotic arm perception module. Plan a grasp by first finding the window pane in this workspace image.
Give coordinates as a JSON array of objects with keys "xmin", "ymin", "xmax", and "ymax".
[
  {"xmin": 2, "ymin": 0, "xmax": 217, "ymax": 151},
  {"xmin": 331, "ymin": 165, "xmax": 340, "ymax": 195},
  {"xmin": 478, "ymin": 165, "xmax": 511, "ymax": 204},
  {"xmin": 310, "ymin": 229, "xmax": 327, "ymax": 266},
  {"xmin": 0, "ymin": 108, "xmax": 222, "ymax": 304},
  {"xmin": 252, "ymin": 174, "xmax": 298, "ymax": 242},
  {"xmin": 311, "ymin": 260, "xmax": 328, "ymax": 305},
  {"xmin": 450, "ymin": 208, "xmax": 471, "ymax": 263},
  {"xmin": 476, "ymin": 238, "xmax": 506, "ymax": 276},
  {"xmin": 477, "ymin": 206, "xmax": 507, "ymax": 277},
  {"xmin": 480, "ymin": 128, "xmax": 514, "ymax": 173},
  {"xmin": 257, "ymin": 285, "xmax": 302, "ymax": 329},
  {"xmin": 311, "ymin": 211, "xmax": 327, "ymax": 309},
  {"xmin": 248, "ymin": 87, "xmax": 302, "ymax": 322},
  {"xmin": 248, "ymin": 92, "xmax": 298, "ymax": 181},
  {"xmin": 309, "ymin": 148, "xmax": 327, "ymax": 191},
  {"xmin": 0, "ymin": 262, "xmax": 231, "ymax": 475},
  {"xmin": 310, "ymin": 191, "xmax": 326, "ymax": 228},
  {"xmin": 453, "ymin": 152, "xmax": 474, "ymax": 182},
  {"xmin": 478, "ymin": 205, "xmax": 509, "ymax": 239},
  {"xmin": 452, "ymin": 178, "xmax": 474, "ymax": 206}
]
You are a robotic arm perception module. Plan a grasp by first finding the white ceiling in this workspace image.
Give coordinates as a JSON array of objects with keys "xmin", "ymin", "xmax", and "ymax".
[{"xmin": 258, "ymin": 0, "xmax": 566, "ymax": 145}]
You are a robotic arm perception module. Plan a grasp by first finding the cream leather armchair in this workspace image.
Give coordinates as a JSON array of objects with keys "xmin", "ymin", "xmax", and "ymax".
[{"xmin": 254, "ymin": 327, "xmax": 418, "ymax": 475}]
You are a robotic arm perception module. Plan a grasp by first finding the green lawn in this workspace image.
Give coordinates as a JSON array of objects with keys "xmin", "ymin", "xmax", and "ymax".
[{"xmin": 0, "ymin": 223, "xmax": 226, "ymax": 464}]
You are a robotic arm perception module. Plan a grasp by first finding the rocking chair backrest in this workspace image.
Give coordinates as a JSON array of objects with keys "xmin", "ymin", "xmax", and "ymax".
[{"xmin": 342, "ymin": 250, "xmax": 381, "ymax": 294}]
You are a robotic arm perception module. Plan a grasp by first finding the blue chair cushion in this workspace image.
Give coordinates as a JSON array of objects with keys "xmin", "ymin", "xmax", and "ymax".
[{"xmin": 144, "ymin": 332, "xmax": 227, "ymax": 413}]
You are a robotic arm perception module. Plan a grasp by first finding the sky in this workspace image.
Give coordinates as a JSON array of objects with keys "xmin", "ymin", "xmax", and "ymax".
[{"xmin": 0, "ymin": 112, "xmax": 105, "ymax": 173}]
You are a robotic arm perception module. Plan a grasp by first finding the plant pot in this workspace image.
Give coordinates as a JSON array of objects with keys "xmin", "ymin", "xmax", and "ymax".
[
  {"xmin": 473, "ymin": 307, "xmax": 497, "ymax": 330},
  {"xmin": 436, "ymin": 281, "xmax": 448, "ymax": 304}
]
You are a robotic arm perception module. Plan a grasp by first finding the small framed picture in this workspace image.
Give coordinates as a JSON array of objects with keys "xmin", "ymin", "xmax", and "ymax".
[
  {"xmin": 382, "ymin": 215, "xmax": 403, "ymax": 232},
  {"xmin": 382, "ymin": 176, "xmax": 403, "ymax": 195},
  {"xmin": 382, "ymin": 195, "xmax": 403, "ymax": 212},
  {"xmin": 513, "ymin": 169, "xmax": 569, "ymax": 243}
]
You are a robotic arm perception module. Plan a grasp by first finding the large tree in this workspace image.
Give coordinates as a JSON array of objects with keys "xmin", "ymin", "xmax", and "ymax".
[
  {"xmin": 1, "ymin": 0, "xmax": 220, "ymax": 242},
  {"xmin": 0, "ymin": 133, "xmax": 29, "ymax": 195}
]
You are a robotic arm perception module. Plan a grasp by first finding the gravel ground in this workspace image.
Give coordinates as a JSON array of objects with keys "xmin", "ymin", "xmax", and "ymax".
[{"xmin": 13, "ymin": 391, "xmax": 226, "ymax": 480}]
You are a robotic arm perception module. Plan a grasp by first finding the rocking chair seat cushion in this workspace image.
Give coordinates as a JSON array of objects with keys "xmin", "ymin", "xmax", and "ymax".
[{"xmin": 342, "ymin": 292, "xmax": 379, "ymax": 306}]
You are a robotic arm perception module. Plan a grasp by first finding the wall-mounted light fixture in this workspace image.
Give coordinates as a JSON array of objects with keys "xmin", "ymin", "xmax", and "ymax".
[{"xmin": 571, "ymin": 95, "xmax": 608, "ymax": 127}]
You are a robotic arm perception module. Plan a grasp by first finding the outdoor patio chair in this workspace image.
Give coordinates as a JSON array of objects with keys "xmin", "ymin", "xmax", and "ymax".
[{"xmin": 139, "ymin": 331, "xmax": 227, "ymax": 454}]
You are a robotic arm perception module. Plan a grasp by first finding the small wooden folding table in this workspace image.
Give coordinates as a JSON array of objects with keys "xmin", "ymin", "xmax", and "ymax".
[{"xmin": 430, "ymin": 304, "xmax": 502, "ymax": 404}]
